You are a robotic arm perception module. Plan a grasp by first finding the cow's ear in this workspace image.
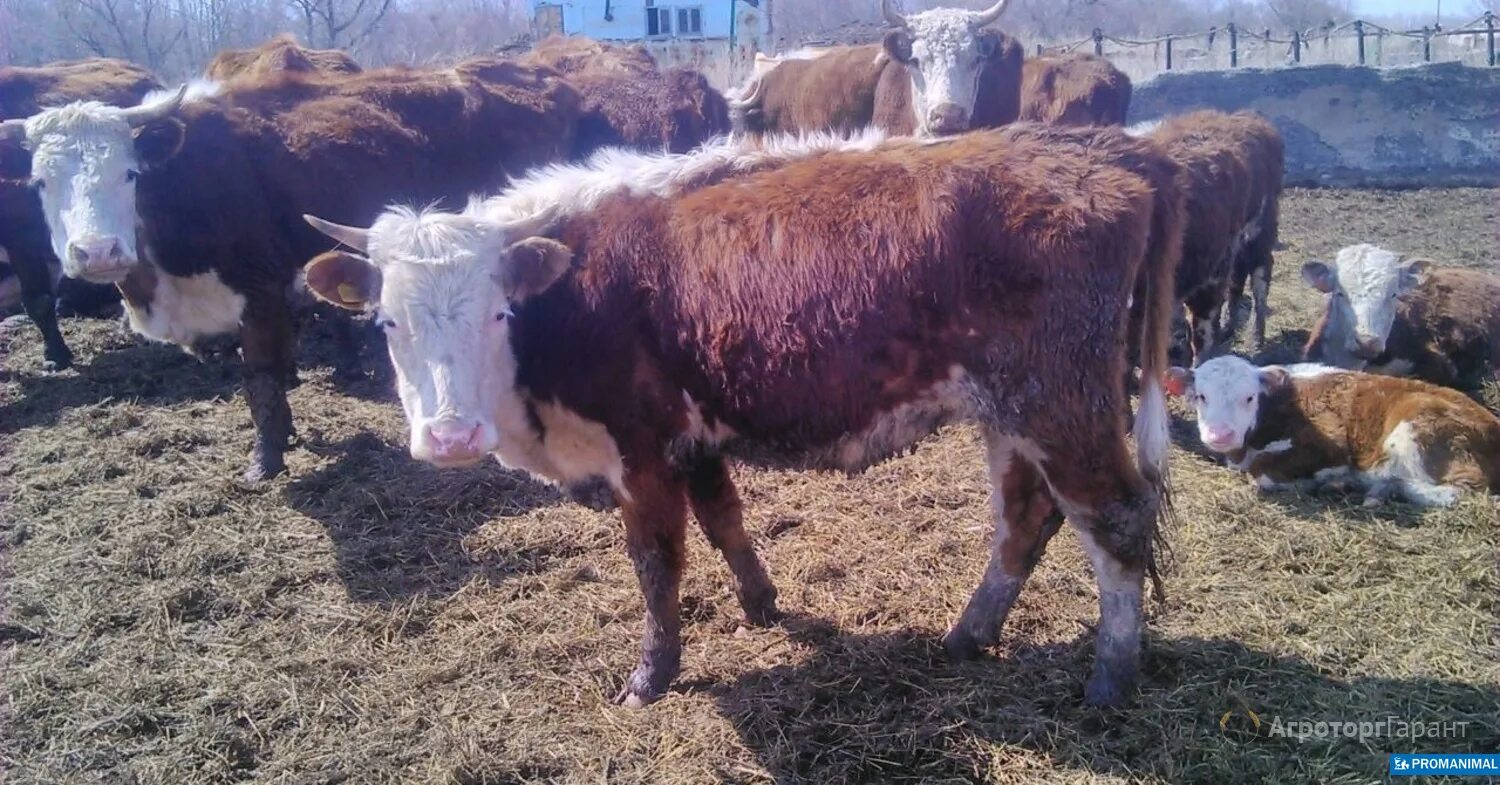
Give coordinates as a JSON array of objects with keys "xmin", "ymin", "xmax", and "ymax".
[
  {"xmin": 1399, "ymin": 258, "xmax": 1431, "ymax": 293},
  {"xmin": 0, "ymin": 121, "xmax": 29, "ymax": 181},
  {"xmin": 976, "ymin": 30, "xmax": 1000, "ymax": 59},
  {"xmin": 305, "ymin": 250, "xmax": 381, "ymax": 311},
  {"xmin": 883, "ymin": 30, "xmax": 914, "ymax": 63},
  {"xmin": 1259, "ymin": 366, "xmax": 1291, "ymax": 394},
  {"xmin": 501, "ymin": 236, "xmax": 572, "ymax": 302},
  {"xmin": 1164, "ymin": 367, "xmax": 1193, "ymax": 397},
  {"xmin": 132, "ymin": 117, "xmax": 186, "ymax": 168},
  {"xmin": 1300, "ymin": 261, "xmax": 1335, "ymax": 293}
]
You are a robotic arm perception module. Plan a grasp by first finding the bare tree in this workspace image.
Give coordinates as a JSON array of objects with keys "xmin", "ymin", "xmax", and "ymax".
[{"xmin": 286, "ymin": 0, "xmax": 396, "ymax": 50}]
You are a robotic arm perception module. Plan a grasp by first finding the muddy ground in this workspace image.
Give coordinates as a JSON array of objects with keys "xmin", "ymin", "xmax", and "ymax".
[{"xmin": 1, "ymin": 188, "xmax": 1497, "ymax": 784}]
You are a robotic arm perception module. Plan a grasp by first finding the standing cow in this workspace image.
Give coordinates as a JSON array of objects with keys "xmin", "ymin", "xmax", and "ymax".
[
  {"xmin": 1303, "ymin": 244, "xmax": 1500, "ymax": 388},
  {"xmin": 0, "ymin": 59, "xmax": 160, "ymax": 370},
  {"xmin": 301, "ymin": 124, "xmax": 1184, "ymax": 708},
  {"xmin": 1019, "ymin": 54, "xmax": 1131, "ymax": 126},
  {"xmin": 0, "ymin": 60, "xmax": 583, "ymax": 480}
]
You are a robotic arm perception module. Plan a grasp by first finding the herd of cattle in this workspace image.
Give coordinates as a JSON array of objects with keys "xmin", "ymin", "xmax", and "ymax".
[{"xmin": 1, "ymin": 0, "xmax": 1497, "ymax": 710}]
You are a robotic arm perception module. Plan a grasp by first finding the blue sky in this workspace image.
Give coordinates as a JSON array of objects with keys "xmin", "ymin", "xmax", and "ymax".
[{"xmin": 1352, "ymin": 0, "xmax": 1463, "ymax": 18}]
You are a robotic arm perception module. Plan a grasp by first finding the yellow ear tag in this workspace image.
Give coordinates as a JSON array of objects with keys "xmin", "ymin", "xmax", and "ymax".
[{"xmin": 337, "ymin": 283, "xmax": 362, "ymax": 304}]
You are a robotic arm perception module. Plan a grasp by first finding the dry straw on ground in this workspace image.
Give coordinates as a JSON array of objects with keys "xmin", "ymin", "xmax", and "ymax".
[{"xmin": 1, "ymin": 188, "xmax": 1497, "ymax": 784}]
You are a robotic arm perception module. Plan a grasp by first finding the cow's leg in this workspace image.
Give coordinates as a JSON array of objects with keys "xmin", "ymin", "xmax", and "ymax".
[
  {"xmin": 330, "ymin": 309, "xmax": 366, "ymax": 381},
  {"xmin": 1249, "ymin": 263, "xmax": 1272, "ymax": 351},
  {"xmin": 238, "ymin": 294, "xmax": 295, "ymax": 481},
  {"xmin": 683, "ymin": 453, "xmax": 778, "ymax": 626},
  {"xmin": 1184, "ymin": 287, "xmax": 1225, "ymax": 366},
  {"xmin": 12, "ymin": 252, "xmax": 71, "ymax": 371},
  {"xmin": 944, "ymin": 430, "xmax": 1064, "ymax": 660},
  {"xmin": 616, "ymin": 459, "xmax": 689, "ymax": 708}
]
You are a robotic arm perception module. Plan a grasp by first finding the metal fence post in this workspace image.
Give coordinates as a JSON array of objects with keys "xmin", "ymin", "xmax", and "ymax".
[
  {"xmin": 1423, "ymin": 26, "xmax": 1431, "ymax": 62},
  {"xmin": 1355, "ymin": 19, "xmax": 1365, "ymax": 65},
  {"xmin": 1165, "ymin": 35, "xmax": 1173, "ymax": 70},
  {"xmin": 1228, "ymin": 22, "xmax": 1238, "ymax": 67},
  {"xmin": 1093, "ymin": 28, "xmax": 1103, "ymax": 57},
  {"xmin": 1488, "ymin": 12, "xmax": 1497, "ymax": 67},
  {"xmin": 1292, "ymin": 29, "xmax": 1301, "ymax": 63},
  {"xmin": 1036, "ymin": 43, "xmax": 1043, "ymax": 57}
]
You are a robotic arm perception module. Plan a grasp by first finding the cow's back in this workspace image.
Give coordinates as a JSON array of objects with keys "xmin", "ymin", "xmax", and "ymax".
[
  {"xmin": 750, "ymin": 44, "xmax": 892, "ymax": 136},
  {"xmin": 0, "ymin": 59, "xmax": 158, "ymax": 119},
  {"xmin": 1019, "ymin": 54, "xmax": 1130, "ymax": 126},
  {"xmin": 1393, "ymin": 266, "xmax": 1500, "ymax": 383},
  {"xmin": 206, "ymin": 37, "xmax": 361, "ymax": 82}
]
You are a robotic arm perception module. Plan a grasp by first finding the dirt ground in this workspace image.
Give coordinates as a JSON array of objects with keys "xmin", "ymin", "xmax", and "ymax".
[{"xmin": 1, "ymin": 188, "xmax": 1497, "ymax": 785}]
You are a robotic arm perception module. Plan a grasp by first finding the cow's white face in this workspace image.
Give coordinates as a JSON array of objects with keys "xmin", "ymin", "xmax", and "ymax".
[
  {"xmin": 302, "ymin": 208, "xmax": 571, "ymax": 467},
  {"xmin": 884, "ymin": 8, "xmax": 1006, "ymax": 136},
  {"xmin": 1302, "ymin": 244, "xmax": 1426, "ymax": 368},
  {"xmin": 1167, "ymin": 356, "xmax": 1281, "ymax": 454}
]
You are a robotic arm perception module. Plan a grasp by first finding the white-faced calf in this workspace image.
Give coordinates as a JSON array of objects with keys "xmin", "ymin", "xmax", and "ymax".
[
  {"xmin": 1169, "ymin": 356, "xmax": 1500, "ymax": 508},
  {"xmin": 1303, "ymin": 244, "xmax": 1500, "ymax": 387}
]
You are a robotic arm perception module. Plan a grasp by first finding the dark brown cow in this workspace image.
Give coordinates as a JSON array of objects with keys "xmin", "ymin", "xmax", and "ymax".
[
  {"xmin": 303, "ymin": 123, "xmax": 1184, "ymax": 708},
  {"xmin": 205, "ymin": 35, "xmax": 362, "ymax": 81},
  {"xmin": 0, "ymin": 60, "xmax": 582, "ymax": 480},
  {"xmin": 1142, "ymin": 110, "xmax": 1283, "ymax": 364},
  {"xmin": 1019, "ymin": 54, "xmax": 1131, "ymax": 126},
  {"xmin": 520, "ymin": 36, "xmax": 730, "ymax": 155},
  {"xmin": 0, "ymin": 59, "xmax": 160, "ymax": 370},
  {"xmin": 730, "ymin": 0, "xmax": 1022, "ymax": 137}
]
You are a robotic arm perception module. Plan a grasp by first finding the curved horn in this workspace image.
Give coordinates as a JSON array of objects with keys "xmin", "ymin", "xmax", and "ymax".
[
  {"xmin": 304, "ymin": 214, "xmax": 370, "ymax": 253},
  {"xmin": 969, "ymin": 0, "xmax": 1012, "ymax": 26},
  {"xmin": 881, "ymin": 0, "xmax": 908, "ymax": 29},
  {"xmin": 0, "ymin": 117, "xmax": 25, "ymax": 141},
  {"xmin": 120, "ymin": 84, "xmax": 187, "ymax": 128}
]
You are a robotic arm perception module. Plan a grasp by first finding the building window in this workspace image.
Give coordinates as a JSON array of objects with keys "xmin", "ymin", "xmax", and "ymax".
[
  {"xmin": 646, "ymin": 0, "xmax": 672, "ymax": 37},
  {"xmin": 676, "ymin": 6, "xmax": 702, "ymax": 36}
]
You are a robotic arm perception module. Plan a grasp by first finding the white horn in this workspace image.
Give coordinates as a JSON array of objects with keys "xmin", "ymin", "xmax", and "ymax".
[
  {"xmin": 970, "ymin": 0, "xmax": 1012, "ymax": 26},
  {"xmin": 881, "ymin": 0, "xmax": 909, "ymax": 29},
  {"xmin": 304, "ymin": 214, "xmax": 370, "ymax": 253},
  {"xmin": 120, "ymin": 84, "xmax": 187, "ymax": 127},
  {"xmin": 0, "ymin": 117, "xmax": 25, "ymax": 141}
]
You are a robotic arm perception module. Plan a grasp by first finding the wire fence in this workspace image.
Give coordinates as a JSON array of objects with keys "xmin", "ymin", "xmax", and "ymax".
[{"xmin": 1037, "ymin": 11, "xmax": 1498, "ymax": 82}]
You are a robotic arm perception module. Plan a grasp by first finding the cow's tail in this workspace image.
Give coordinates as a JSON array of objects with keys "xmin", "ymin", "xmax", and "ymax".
[{"xmin": 1132, "ymin": 149, "xmax": 1185, "ymax": 601}]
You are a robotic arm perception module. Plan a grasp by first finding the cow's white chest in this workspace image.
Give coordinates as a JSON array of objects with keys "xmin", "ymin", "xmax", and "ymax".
[
  {"xmin": 125, "ymin": 269, "xmax": 246, "ymax": 347},
  {"xmin": 490, "ymin": 397, "xmax": 629, "ymax": 501}
]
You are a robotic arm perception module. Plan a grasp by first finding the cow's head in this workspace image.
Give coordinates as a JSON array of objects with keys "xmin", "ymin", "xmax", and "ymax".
[
  {"xmin": 0, "ymin": 86, "xmax": 188, "ymax": 284},
  {"xmin": 303, "ymin": 209, "xmax": 572, "ymax": 467},
  {"xmin": 1301, "ymin": 244, "xmax": 1428, "ymax": 368},
  {"xmin": 881, "ymin": 0, "xmax": 1012, "ymax": 136},
  {"xmin": 1166, "ymin": 356, "xmax": 1290, "ymax": 454}
]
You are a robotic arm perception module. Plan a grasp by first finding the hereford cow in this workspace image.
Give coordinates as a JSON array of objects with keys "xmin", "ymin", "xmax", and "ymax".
[
  {"xmin": 0, "ymin": 60, "xmax": 582, "ymax": 480},
  {"xmin": 205, "ymin": 35, "xmax": 361, "ymax": 81},
  {"xmin": 1169, "ymin": 356, "xmax": 1500, "ymax": 507},
  {"xmin": 1302, "ymin": 245, "xmax": 1500, "ymax": 388},
  {"xmin": 730, "ymin": 0, "xmax": 1023, "ymax": 137},
  {"xmin": 301, "ymin": 124, "xmax": 1184, "ymax": 708},
  {"xmin": 1140, "ymin": 111, "xmax": 1283, "ymax": 364},
  {"xmin": 0, "ymin": 59, "xmax": 160, "ymax": 370},
  {"xmin": 1019, "ymin": 54, "xmax": 1131, "ymax": 126},
  {"xmin": 519, "ymin": 36, "xmax": 730, "ymax": 155}
]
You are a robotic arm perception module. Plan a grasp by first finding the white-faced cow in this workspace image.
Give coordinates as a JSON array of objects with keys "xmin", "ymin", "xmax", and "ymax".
[
  {"xmin": 1169, "ymin": 356, "xmax": 1500, "ymax": 507},
  {"xmin": 0, "ymin": 60, "xmax": 583, "ymax": 479},
  {"xmin": 1303, "ymin": 244, "xmax": 1500, "ymax": 388},
  {"xmin": 301, "ymin": 123, "xmax": 1185, "ymax": 708}
]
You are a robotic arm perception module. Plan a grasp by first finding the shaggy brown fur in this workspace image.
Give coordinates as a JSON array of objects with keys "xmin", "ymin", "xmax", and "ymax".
[
  {"xmin": 1148, "ymin": 110, "xmax": 1284, "ymax": 363},
  {"xmin": 205, "ymin": 35, "xmax": 361, "ymax": 81},
  {"xmin": 0, "ymin": 58, "xmax": 160, "ymax": 371},
  {"xmin": 1307, "ymin": 266, "xmax": 1500, "ymax": 388},
  {"xmin": 519, "ymin": 36, "xmax": 729, "ymax": 155},
  {"xmin": 1018, "ymin": 54, "xmax": 1131, "ymax": 126}
]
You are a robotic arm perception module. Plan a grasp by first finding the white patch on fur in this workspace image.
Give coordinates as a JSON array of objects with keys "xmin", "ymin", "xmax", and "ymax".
[
  {"xmin": 1228, "ymin": 438, "xmax": 1294, "ymax": 472},
  {"xmin": 1316, "ymin": 244, "xmax": 1426, "ymax": 363},
  {"xmin": 1181, "ymin": 356, "xmax": 1266, "ymax": 453},
  {"xmin": 1125, "ymin": 120, "xmax": 1161, "ymax": 137},
  {"xmin": 682, "ymin": 391, "xmax": 736, "ymax": 446},
  {"xmin": 1283, "ymin": 363, "xmax": 1343, "ymax": 379},
  {"xmin": 125, "ymin": 268, "xmax": 246, "ymax": 347},
  {"xmin": 1365, "ymin": 420, "xmax": 1460, "ymax": 508},
  {"xmin": 899, "ymin": 8, "xmax": 997, "ymax": 135},
  {"xmin": 815, "ymin": 364, "xmax": 976, "ymax": 472},
  {"xmin": 495, "ymin": 400, "xmax": 629, "ymax": 501}
]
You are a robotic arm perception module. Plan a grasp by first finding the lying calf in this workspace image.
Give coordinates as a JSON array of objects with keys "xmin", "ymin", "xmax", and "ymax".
[{"xmin": 1168, "ymin": 356, "xmax": 1500, "ymax": 507}]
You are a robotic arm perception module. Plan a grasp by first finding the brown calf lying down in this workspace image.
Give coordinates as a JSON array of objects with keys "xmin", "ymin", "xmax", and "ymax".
[
  {"xmin": 1170, "ymin": 356, "xmax": 1500, "ymax": 507},
  {"xmin": 1019, "ymin": 54, "xmax": 1131, "ymax": 126},
  {"xmin": 205, "ymin": 35, "xmax": 361, "ymax": 81},
  {"xmin": 1141, "ymin": 110, "xmax": 1284, "ymax": 364},
  {"xmin": 1304, "ymin": 245, "xmax": 1500, "ymax": 388},
  {"xmin": 303, "ymin": 123, "xmax": 1184, "ymax": 708}
]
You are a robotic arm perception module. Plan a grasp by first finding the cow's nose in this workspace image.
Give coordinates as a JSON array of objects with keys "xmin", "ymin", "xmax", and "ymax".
[
  {"xmin": 1352, "ymin": 335, "xmax": 1386, "ymax": 359},
  {"xmin": 1203, "ymin": 426, "xmax": 1237, "ymax": 450},
  {"xmin": 927, "ymin": 103, "xmax": 969, "ymax": 135},
  {"xmin": 422, "ymin": 419, "xmax": 484, "ymax": 463},
  {"xmin": 66, "ymin": 236, "xmax": 130, "ymax": 279}
]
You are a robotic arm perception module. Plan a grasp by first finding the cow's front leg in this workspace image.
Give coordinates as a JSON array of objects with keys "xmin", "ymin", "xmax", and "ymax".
[
  {"xmin": 12, "ymin": 251, "xmax": 71, "ymax": 371},
  {"xmin": 238, "ymin": 294, "xmax": 295, "ymax": 482},
  {"xmin": 615, "ymin": 460, "xmax": 688, "ymax": 708}
]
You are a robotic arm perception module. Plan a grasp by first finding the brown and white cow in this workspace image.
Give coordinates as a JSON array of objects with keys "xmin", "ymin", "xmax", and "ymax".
[
  {"xmin": 205, "ymin": 35, "xmax": 361, "ymax": 81},
  {"xmin": 1138, "ymin": 111, "xmax": 1284, "ymax": 364},
  {"xmin": 1018, "ymin": 54, "xmax": 1131, "ymax": 126},
  {"xmin": 0, "ymin": 58, "xmax": 160, "ymax": 370},
  {"xmin": 302, "ymin": 124, "xmax": 1184, "ymax": 708},
  {"xmin": 1169, "ymin": 356, "xmax": 1500, "ymax": 507},
  {"xmin": 0, "ymin": 60, "xmax": 582, "ymax": 479},
  {"xmin": 1303, "ymin": 245, "xmax": 1500, "ymax": 388},
  {"xmin": 519, "ymin": 36, "xmax": 730, "ymax": 156},
  {"xmin": 729, "ymin": 0, "xmax": 1023, "ymax": 137}
]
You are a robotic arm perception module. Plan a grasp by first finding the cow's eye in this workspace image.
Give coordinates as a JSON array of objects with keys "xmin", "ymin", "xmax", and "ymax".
[
  {"xmin": 1245, "ymin": 396, "xmax": 1254, "ymax": 405},
  {"xmin": 28, "ymin": 177, "xmax": 43, "ymax": 191},
  {"xmin": 379, "ymin": 318, "xmax": 397, "ymax": 330},
  {"xmin": 125, "ymin": 169, "xmax": 139, "ymax": 182},
  {"xmin": 495, "ymin": 308, "xmax": 514, "ymax": 323}
]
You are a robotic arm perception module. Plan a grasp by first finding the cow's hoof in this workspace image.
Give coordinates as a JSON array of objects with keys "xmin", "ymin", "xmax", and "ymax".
[
  {"xmin": 1084, "ymin": 668, "xmax": 1134, "ymax": 708},
  {"xmin": 243, "ymin": 455, "xmax": 287, "ymax": 483},
  {"xmin": 941, "ymin": 628, "xmax": 987, "ymax": 661},
  {"xmin": 612, "ymin": 662, "xmax": 675, "ymax": 708},
  {"xmin": 42, "ymin": 347, "xmax": 73, "ymax": 372},
  {"xmin": 742, "ymin": 596, "xmax": 782, "ymax": 628}
]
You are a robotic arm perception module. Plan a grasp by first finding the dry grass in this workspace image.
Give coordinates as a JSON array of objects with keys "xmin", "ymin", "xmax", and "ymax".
[{"xmin": 1, "ymin": 188, "xmax": 1497, "ymax": 785}]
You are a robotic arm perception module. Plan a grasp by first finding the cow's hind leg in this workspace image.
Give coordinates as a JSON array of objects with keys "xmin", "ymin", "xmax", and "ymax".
[
  {"xmin": 944, "ymin": 430, "xmax": 1065, "ymax": 660},
  {"xmin": 12, "ymin": 252, "xmax": 71, "ymax": 371},
  {"xmin": 239, "ymin": 294, "xmax": 296, "ymax": 481},
  {"xmin": 683, "ymin": 454, "xmax": 779, "ymax": 626},
  {"xmin": 616, "ymin": 458, "xmax": 690, "ymax": 707},
  {"xmin": 1249, "ymin": 264, "xmax": 1272, "ymax": 351},
  {"xmin": 1184, "ymin": 287, "xmax": 1226, "ymax": 367}
]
